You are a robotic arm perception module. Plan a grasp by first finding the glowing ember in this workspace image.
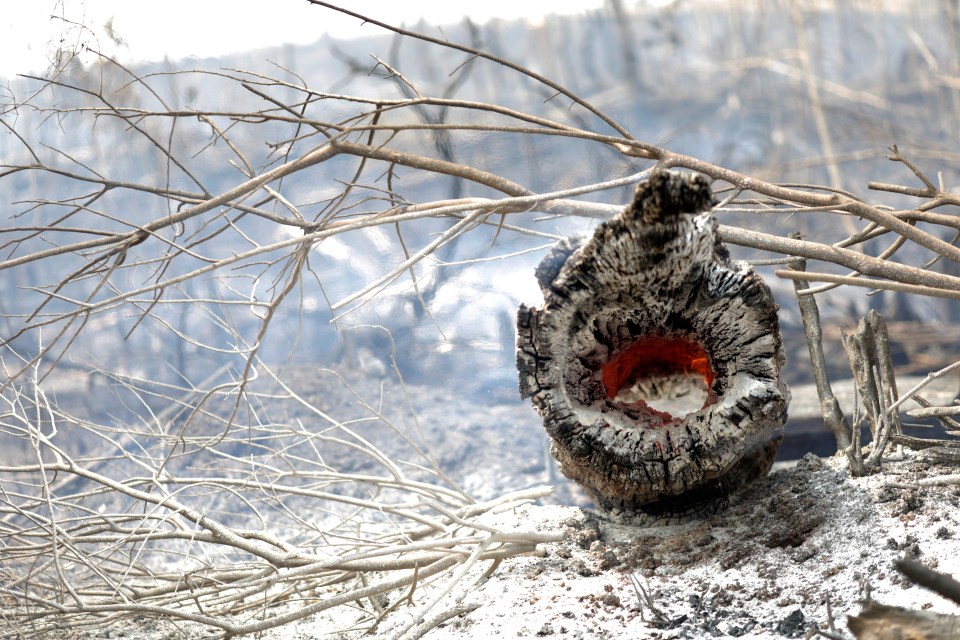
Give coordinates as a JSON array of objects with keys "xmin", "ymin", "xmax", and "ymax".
[{"xmin": 601, "ymin": 335, "xmax": 714, "ymax": 401}]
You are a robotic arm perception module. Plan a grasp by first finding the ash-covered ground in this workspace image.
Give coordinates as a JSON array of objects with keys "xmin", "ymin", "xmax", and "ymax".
[
  {"xmin": 371, "ymin": 454, "xmax": 960, "ymax": 639},
  {"xmin": 57, "ymin": 361, "xmax": 960, "ymax": 640},
  {"xmin": 198, "ymin": 452, "xmax": 959, "ymax": 640},
  {"xmin": 266, "ymin": 354, "xmax": 960, "ymax": 638}
]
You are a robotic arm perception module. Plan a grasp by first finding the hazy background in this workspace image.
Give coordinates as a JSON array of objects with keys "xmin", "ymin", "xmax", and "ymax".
[
  {"xmin": 1, "ymin": 0, "xmax": 606, "ymax": 77},
  {"xmin": 3, "ymin": 0, "xmax": 959, "ymax": 471}
]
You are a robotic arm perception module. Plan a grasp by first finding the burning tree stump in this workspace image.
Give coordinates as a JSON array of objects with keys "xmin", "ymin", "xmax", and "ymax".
[{"xmin": 516, "ymin": 170, "xmax": 790, "ymax": 523}]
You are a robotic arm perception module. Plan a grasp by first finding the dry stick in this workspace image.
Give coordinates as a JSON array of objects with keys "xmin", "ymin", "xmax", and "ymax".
[
  {"xmin": 9, "ymin": 171, "xmax": 959, "ymax": 370},
  {"xmin": 1, "ymin": 463, "xmax": 553, "ymax": 635},
  {"xmin": 0, "ymin": 141, "xmax": 337, "ymax": 270},
  {"xmin": 924, "ymin": 447, "xmax": 960, "ymax": 463},
  {"xmin": 848, "ymin": 379, "xmax": 865, "ymax": 476},
  {"xmin": 874, "ymin": 145, "xmax": 939, "ymax": 194},
  {"xmin": 917, "ymin": 474, "xmax": 960, "ymax": 486},
  {"xmin": 865, "ymin": 311, "xmax": 899, "ymax": 467},
  {"xmin": 839, "ymin": 311, "xmax": 901, "ymax": 472},
  {"xmin": 326, "ymin": 171, "xmax": 648, "ymax": 313},
  {"xmin": 5, "ymin": 170, "xmax": 639, "ymax": 338},
  {"xmin": 895, "ymin": 559, "xmax": 960, "ymax": 605},
  {"xmin": 406, "ymin": 604, "xmax": 481, "ymax": 640},
  {"xmin": 908, "ymin": 404, "xmax": 960, "ymax": 418},
  {"xmin": 776, "ymin": 269, "xmax": 960, "ymax": 300},
  {"xmin": 630, "ymin": 575, "xmax": 671, "ymax": 626},
  {"xmin": 662, "ymin": 151, "xmax": 960, "ymax": 265},
  {"xmin": 811, "ymin": 629, "xmax": 851, "ymax": 640},
  {"xmin": 824, "ymin": 595, "xmax": 838, "ymax": 634},
  {"xmin": 0, "ymin": 134, "xmax": 536, "ymax": 274},
  {"xmin": 855, "ymin": 319, "xmax": 881, "ymax": 438},
  {"xmin": 787, "ymin": 258, "xmax": 851, "ymax": 450},
  {"xmin": 786, "ymin": 221, "xmax": 915, "ymax": 299},
  {"xmin": 870, "ymin": 312, "xmax": 902, "ymax": 435},
  {"xmin": 890, "ymin": 434, "xmax": 960, "ymax": 451},
  {"xmin": 810, "ymin": 593, "xmax": 848, "ymax": 640},
  {"xmin": 330, "ymin": 140, "xmax": 534, "ymax": 198},
  {"xmin": 26, "ymin": 558, "xmax": 462, "ymax": 638},
  {"xmin": 887, "ymin": 359, "xmax": 960, "ymax": 417},
  {"xmin": 908, "ymin": 395, "xmax": 960, "ymax": 434},
  {"xmin": 8, "ymin": 602, "xmax": 244, "ymax": 635},
  {"xmin": 230, "ymin": 527, "xmax": 548, "ymax": 638},
  {"xmin": 719, "ymin": 226, "xmax": 960, "ymax": 291},
  {"xmin": 391, "ymin": 539, "xmax": 493, "ymax": 640},
  {"xmin": 842, "ymin": 318, "xmax": 878, "ymax": 476}
]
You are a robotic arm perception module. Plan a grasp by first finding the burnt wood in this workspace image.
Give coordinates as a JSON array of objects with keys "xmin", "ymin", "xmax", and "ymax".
[{"xmin": 517, "ymin": 170, "xmax": 790, "ymax": 523}]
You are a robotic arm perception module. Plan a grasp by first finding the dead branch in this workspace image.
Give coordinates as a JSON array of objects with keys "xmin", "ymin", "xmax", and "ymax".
[
  {"xmin": 3, "ymin": 4, "xmax": 960, "ymax": 638},
  {"xmin": 841, "ymin": 311, "xmax": 901, "ymax": 475},
  {"xmin": 788, "ymin": 258, "xmax": 851, "ymax": 451}
]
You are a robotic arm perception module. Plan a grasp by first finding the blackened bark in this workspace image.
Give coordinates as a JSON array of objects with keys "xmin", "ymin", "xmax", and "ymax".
[{"xmin": 517, "ymin": 170, "xmax": 790, "ymax": 524}]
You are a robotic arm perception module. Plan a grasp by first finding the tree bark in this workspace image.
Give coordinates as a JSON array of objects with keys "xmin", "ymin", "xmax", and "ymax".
[{"xmin": 517, "ymin": 170, "xmax": 790, "ymax": 523}]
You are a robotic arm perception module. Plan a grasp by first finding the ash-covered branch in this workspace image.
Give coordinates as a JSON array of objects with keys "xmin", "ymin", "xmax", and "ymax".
[
  {"xmin": 841, "ymin": 311, "xmax": 901, "ymax": 475},
  {"xmin": 788, "ymin": 258, "xmax": 851, "ymax": 452}
]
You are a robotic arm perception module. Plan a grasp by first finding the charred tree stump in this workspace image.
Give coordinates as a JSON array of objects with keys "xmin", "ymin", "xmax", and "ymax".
[{"xmin": 516, "ymin": 170, "xmax": 790, "ymax": 523}]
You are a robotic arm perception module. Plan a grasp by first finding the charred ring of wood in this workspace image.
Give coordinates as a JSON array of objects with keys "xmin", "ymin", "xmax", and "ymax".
[{"xmin": 517, "ymin": 170, "xmax": 790, "ymax": 524}]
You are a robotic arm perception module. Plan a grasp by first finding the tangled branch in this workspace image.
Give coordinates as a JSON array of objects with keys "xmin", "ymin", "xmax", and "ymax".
[{"xmin": 2, "ymin": 2, "xmax": 960, "ymax": 638}]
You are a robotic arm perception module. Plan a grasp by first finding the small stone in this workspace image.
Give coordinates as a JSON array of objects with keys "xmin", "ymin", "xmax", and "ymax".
[
  {"xmin": 775, "ymin": 608, "xmax": 805, "ymax": 637},
  {"xmin": 599, "ymin": 592, "xmax": 621, "ymax": 608},
  {"xmin": 572, "ymin": 559, "xmax": 596, "ymax": 577},
  {"xmin": 875, "ymin": 486, "xmax": 899, "ymax": 503},
  {"xmin": 903, "ymin": 542, "xmax": 922, "ymax": 560},
  {"xmin": 574, "ymin": 515, "xmax": 601, "ymax": 549},
  {"xmin": 599, "ymin": 549, "xmax": 621, "ymax": 570},
  {"xmin": 790, "ymin": 545, "xmax": 817, "ymax": 563},
  {"xmin": 795, "ymin": 453, "xmax": 824, "ymax": 471},
  {"xmin": 536, "ymin": 623, "xmax": 555, "ymax": 636}
]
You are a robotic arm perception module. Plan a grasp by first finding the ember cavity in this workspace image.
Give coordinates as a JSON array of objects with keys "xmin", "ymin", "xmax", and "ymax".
[
  {"xmin": 516, "ymin": 170, "xmax": 790, "ymax": 524},
  {"xmin": 602, "ymin": 334, "xmax": 716, "ymax": 421}
]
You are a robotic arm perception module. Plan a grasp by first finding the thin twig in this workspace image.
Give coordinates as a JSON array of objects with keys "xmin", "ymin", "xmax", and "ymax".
[{"xmin": 788, "ymin": 258, "xmax": 851, "ymax": 451}]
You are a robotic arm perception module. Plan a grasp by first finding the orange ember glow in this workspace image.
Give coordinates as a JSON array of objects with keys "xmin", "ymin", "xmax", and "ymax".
[{"xmin": 601, "ymin": 335, "xmax": 715, "ymax": 400}]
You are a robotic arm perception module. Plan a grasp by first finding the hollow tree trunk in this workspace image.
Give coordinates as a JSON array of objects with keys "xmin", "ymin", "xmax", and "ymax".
[{"xmin": 516, "ymin": 170, "xmax": 790, "ymax": 524}]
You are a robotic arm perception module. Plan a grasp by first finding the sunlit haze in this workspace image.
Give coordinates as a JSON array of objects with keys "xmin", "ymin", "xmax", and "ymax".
[{"xmin": 2, "ymin": 1, "xmax": 607, "ymax": 78}]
